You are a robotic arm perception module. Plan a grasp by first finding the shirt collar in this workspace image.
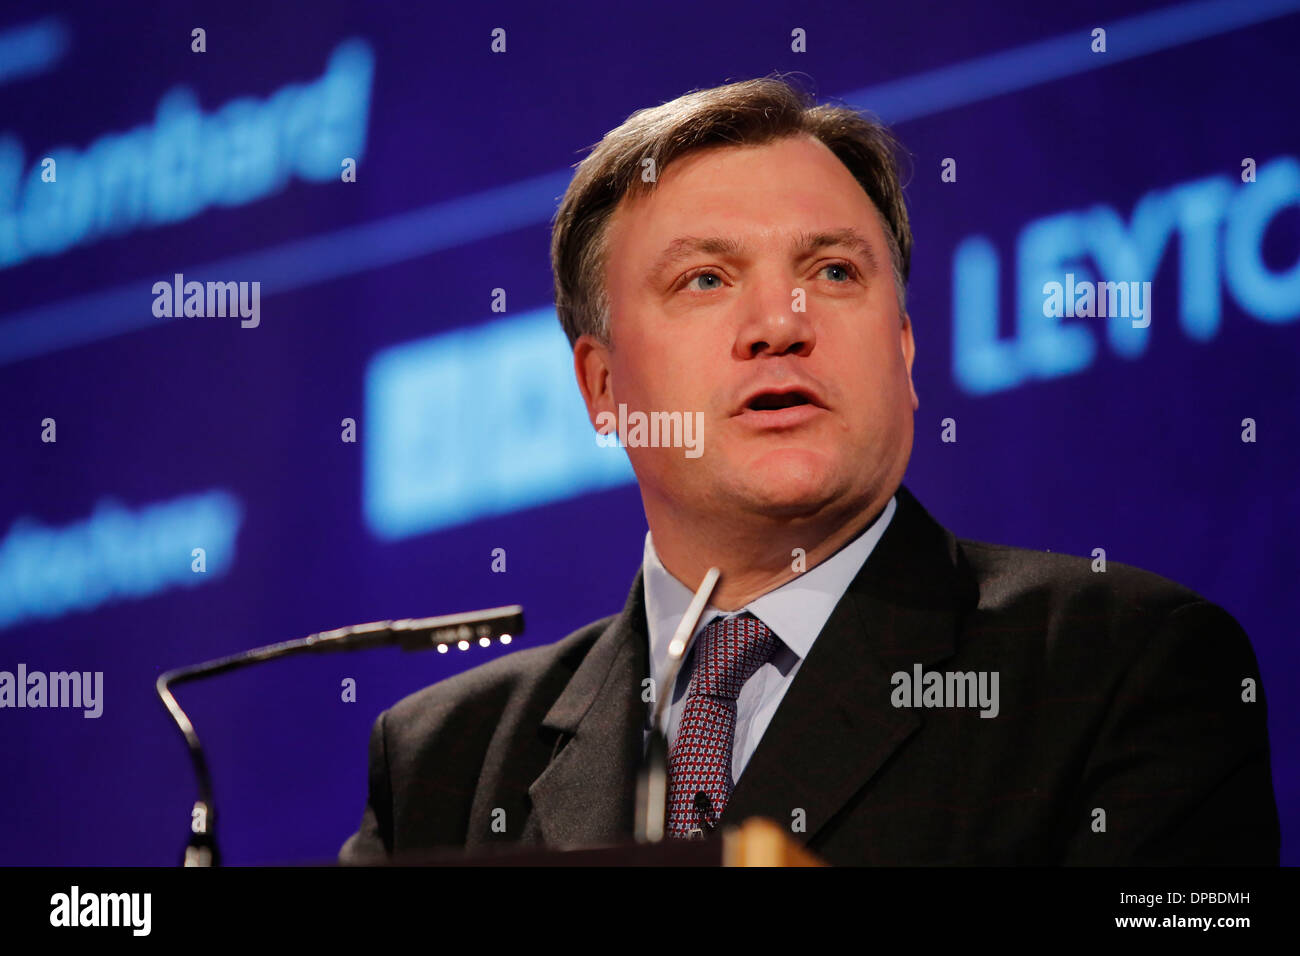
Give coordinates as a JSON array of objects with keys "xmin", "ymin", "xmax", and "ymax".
[{"xmin": 642, "ymin": 495, "xmax": 897, "ymax": 687}]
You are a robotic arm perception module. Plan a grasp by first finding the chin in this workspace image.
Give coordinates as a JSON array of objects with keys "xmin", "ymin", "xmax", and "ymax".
[{"xmin": 733, "ymin": 460, "xmax": 840, "ymax": 516}]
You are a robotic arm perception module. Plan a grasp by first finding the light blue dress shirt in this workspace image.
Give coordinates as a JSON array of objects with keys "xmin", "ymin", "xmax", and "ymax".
[{"xmin": 641, "ymin": 495, "xmax": 897, "ymax": 784}]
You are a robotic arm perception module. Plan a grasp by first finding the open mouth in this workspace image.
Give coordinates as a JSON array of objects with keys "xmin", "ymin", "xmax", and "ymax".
[{"xmin": 747, "ymin": 391, "xmax": 813, "ymax": 411}]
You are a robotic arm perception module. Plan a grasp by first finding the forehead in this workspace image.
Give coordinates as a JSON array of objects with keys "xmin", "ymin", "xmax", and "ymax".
[{"xmin": 605, "ymin": 134, "xmax": 886, "ymax": 271}]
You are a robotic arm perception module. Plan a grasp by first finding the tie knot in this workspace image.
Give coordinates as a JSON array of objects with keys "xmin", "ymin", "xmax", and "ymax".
[{"xmin": 688, "ymin": 613, "xmax": 778, "ymax": 701}]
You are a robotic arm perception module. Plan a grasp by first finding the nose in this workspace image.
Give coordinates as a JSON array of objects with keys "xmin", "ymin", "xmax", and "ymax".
[{"xmin": 733, "ymin": 284, "xmax": 817, "ymax": 359}]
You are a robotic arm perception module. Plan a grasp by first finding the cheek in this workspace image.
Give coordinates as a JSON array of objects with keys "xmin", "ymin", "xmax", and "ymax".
[
  {"xmin": 845, "ymin": 339, "xmax": 911, "ymax": 426},
  {"xmin": 621, "ymin": 339, "xmax": 706, "ymax": 409}
]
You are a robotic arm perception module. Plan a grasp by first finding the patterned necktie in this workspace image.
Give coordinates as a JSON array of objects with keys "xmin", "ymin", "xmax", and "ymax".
[{"xmin": 666, "ymin": 612, "xmax": 779, "ymax": 839}]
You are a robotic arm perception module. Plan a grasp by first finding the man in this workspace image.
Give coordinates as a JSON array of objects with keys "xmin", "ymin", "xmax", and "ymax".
[{"xmin": 340, "ymin": 76, "xmax": 1279, "ymax": 865}]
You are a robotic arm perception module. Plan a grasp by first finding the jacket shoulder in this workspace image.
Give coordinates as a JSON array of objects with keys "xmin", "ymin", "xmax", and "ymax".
[{"xmin": 956, "ymin": 535, "xmax": 1208, "ymax": 623}]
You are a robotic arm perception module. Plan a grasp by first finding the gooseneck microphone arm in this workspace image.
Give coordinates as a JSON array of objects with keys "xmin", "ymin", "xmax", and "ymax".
[
  {"xmin": 635, "ymin": 568, "xmax": 720, "ymax": 844},
  {"xmin": 155, "ymin": 605, "xmax": 524, "ymax": 867}
]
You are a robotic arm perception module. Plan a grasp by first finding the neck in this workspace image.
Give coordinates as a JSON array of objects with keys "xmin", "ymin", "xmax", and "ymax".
[{"xmin": 645, "ymin": 490, "xmax": 893, "ymax": 610}]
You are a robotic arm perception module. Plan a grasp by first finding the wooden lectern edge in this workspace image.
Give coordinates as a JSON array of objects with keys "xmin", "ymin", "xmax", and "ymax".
[{"xmin": 722, "ymin": 817, "xmax": 826, "ymax": 867}]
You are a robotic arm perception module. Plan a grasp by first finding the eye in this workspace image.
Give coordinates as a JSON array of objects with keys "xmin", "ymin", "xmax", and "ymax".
[
  {"xmin": 681, "ymin": 269, "xmax": 724, "ymax": 292},
  {"xmin": 819, "ymin": 261, "xmax": 858, "ymax": 282}
]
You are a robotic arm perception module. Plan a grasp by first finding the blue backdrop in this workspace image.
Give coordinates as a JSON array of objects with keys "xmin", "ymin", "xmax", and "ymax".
[{"xmin": 1, "ymin": 0, "xmax": 1296, "ymax": 865}]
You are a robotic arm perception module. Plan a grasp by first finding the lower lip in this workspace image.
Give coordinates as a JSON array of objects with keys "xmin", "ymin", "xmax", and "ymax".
[{"xmin": 734, "ymin": 403, "xmax": 824, "ymax": 428}]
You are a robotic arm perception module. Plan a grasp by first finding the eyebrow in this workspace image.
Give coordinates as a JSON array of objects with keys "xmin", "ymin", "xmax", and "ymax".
[{"xmin": 647, "ymin": 228, "xmax": 881, "ymax": 279}]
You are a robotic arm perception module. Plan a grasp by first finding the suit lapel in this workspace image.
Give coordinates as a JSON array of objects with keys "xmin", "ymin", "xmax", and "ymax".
[
  {"xmin": 526, "ymin": 569, "xmax": 650, "ymax": 847},
  {"xmin": 720, "ymin": 484, "xmax": 978, "ymax": 843}
]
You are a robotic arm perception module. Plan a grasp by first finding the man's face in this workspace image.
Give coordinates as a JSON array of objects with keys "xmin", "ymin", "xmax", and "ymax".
[{"xmin": 575, "ymin": 134, "xmax": 918, "ymax": 526}]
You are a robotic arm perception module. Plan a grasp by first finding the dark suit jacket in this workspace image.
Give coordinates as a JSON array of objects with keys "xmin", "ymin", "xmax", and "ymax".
[{"xmin": 339, "ymin": 484, "xmax": 1280, "ymax": 865}]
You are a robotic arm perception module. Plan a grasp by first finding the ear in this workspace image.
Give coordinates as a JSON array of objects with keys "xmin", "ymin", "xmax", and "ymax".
[
  {"xmin": 574, "ymin": 333, "xmax": 617, "ymax": 433},
  {"xmin": 900, "ymin": 312, "xmax": 918, "ymax": 411}
]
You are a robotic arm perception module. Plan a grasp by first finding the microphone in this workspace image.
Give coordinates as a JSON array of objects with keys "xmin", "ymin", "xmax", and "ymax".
[
  {"xmin": 634, "ymin": 568, "xmax": 720, "ymax": 843},
  {"xmin": 155, "ymin": 605, "xmax": 524, "ymax": 867}
]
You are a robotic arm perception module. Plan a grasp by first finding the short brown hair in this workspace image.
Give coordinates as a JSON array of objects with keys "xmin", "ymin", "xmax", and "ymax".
[{"xmin": 550, "ymin": 74, "xmax": 912, "ymax": 348}]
